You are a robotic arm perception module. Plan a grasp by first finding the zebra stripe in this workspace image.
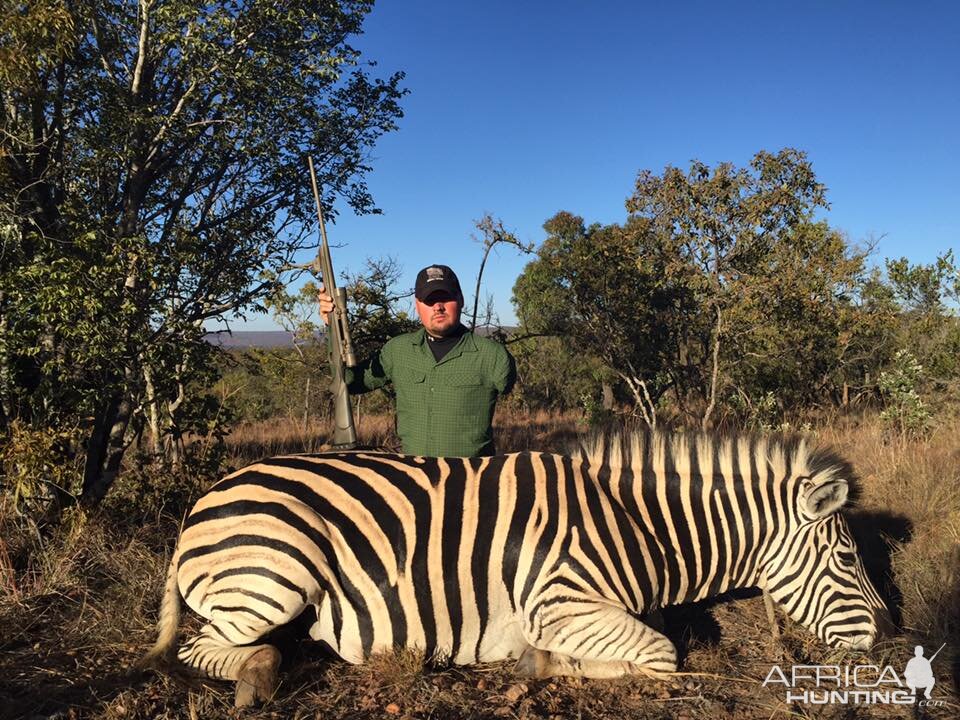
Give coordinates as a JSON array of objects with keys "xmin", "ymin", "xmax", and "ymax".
[{"xmin": 143, "ymin": 430, "xmax": 891, "ymax": 705}]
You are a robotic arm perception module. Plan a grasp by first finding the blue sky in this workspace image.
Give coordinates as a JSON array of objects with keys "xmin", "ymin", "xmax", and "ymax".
[{"xmin": 241, "ymin": 0, "xmax": 958, "ymax": 329}]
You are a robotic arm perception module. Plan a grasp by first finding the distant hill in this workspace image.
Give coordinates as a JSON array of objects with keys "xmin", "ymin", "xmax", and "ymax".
[
  {"xmin": 205, "ymin": 325, "xmax": 519, "ymax": 349},
  {"xmin": 204, "ymin": 330, "xmax": 299, "ymax": 349}
]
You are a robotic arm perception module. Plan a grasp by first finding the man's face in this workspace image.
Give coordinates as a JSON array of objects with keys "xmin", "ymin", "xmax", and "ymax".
[{"xmin": 415, "ymin": 291, "xmax": 462, "ymax": 337}]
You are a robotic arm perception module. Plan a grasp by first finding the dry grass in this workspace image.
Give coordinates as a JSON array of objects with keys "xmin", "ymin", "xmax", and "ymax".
[{"xmin": 1, "ymin": 412, "xmax": 958, "ymax": 719}]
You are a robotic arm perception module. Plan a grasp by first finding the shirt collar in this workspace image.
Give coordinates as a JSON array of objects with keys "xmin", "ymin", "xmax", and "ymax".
[{"xmin": 411, "ymin": 325, "xmax": 477, "ymax": 360}]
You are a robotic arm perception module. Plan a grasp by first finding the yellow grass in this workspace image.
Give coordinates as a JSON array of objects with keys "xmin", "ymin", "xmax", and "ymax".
[{"xmin": 0, "ymin": 411, "xmax": 957, "ymax": 718}]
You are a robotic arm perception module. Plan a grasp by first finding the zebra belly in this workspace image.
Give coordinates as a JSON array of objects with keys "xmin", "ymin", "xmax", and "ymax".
[{"xmin": 308, "ymin": 590, "xmax": 528, "ymax": 666}]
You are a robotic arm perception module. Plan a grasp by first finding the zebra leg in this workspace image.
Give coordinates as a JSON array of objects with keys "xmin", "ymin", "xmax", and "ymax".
[
  {"xmin": 177, "ymin": 617, "xmax": 283, "ymax": 707},
  {"xmin": 519, "ymin": 599, "xmax": 677, "ymax": 679},
  {"xmin": 515, "ymin": 647, "xmax": 655, "ymax": 679}
]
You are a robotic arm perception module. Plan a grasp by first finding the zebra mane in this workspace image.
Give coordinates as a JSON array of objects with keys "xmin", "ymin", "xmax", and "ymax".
[{"xmin": 568, "ymin": 428, "xmax": 859, "ymax": 502}]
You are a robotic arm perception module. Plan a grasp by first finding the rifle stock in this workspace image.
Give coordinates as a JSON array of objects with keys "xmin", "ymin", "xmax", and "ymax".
[{"xmin": 308, "ymin": 157, "xmax": 357, "ymax": 448}]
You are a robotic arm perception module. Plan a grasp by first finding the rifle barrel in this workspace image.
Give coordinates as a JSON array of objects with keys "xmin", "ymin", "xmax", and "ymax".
[{"xmin": 307, "ymin": 156, "xmax": 357, "ymax": 448}]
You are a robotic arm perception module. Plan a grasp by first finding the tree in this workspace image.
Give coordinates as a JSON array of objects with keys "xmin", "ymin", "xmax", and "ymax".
[
  {"xmin": 625, "ymin": 148, "xmax": 829, "ymax": 427},
  {"xmin": 513, "ymin": 212, "xmax": 685, "ymax": 427},
  {"xmin": 341, "ymin": 257, "xmax": 420, "ymax": 359},
  {"xmin": 720, "ymin": 221, "xmax": 873, "ymax": 414},
  {"xmin": 1, "ymin": 0, "xmax": 405, "ymax": 504},
  {"xmin": 468, "ymin": 214, "xmax": 533, "ymax": 330},
  {"xmin": 513, "ymin": 150, "xmax": 873, "ymax": 427},
  {"xmin": 883, "ymin": 252, "xmax": 960, "ymax": 405},
  {"xmin": 264, "ymin": 282, "xmax": 326, "ymax": 429}
]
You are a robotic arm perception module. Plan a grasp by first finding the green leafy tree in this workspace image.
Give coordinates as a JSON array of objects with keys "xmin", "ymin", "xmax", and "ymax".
[
  {"xmin": 260, "ymin": 257, "xmax": 418, "ymax": 427},
  {"xmin": 1, "ymin": 0, "xmax": 405, "ymax": 505},
  {"xmin": 513, "ymin": 150, "xmax": 881, "ymax": 427},
  {"xmin": 721, "ymin": 221, "xmax": 874, "ymax": 416},
  {"xmin": 625, "ymin": 148, "xmax": 829, "ymax": 427},
  {"xmin": 341, "ymin": 257, "xmax": 420, "ymax": 359},
  {"xmin": 513, "ymin": 212, "xmax": 685, "ymax": 427},
  {"xmin": 883, "ymin": 252, "xmax": 960, "ymax": 408}
]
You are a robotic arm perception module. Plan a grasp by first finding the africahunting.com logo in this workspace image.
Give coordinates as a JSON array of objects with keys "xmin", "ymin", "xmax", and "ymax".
[{"xmin": 762, "ymin": 644, "xmax": 946, "ymax": 707}]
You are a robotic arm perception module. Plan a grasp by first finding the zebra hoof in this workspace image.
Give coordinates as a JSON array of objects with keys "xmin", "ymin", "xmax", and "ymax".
[
  {"xmin": 235, "ymin": 646, "xmax": 281, "ymax": 707},
  {"xmin": 514, "ymin": 646, "xmax": 551, "ymax": 678}
]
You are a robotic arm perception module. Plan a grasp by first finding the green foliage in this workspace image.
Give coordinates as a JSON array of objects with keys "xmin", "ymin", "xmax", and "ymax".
[
  {"xmin": 1, "ymin": 0, "xmax": 405, "ymax": 503},
  {"xmin": 507, "ymin": 336, "xmax": 609, "ymax": 413},
  {"xmin": 722, "ymin": 221, "xmax": 875, "ymax": 411},
  {"xmin": 883, "ymin": 252, "xmax": 960, "ymax": 407},
  {"xmin": 105, "ymin": 449, "xmax": 212, "ymax": 523},
  {"xmin": 512, "ymin": 212, "xmax": 682, "ymax": 425},
  {"xmin": 512, "ymin": 150, "xmax": 958, "ymax": 427},
  {"xmin": 342, "ymin": 257, "xmax": 420, "ymax": 357},
  {"xmin": 218, "ymin": 346, "xmax": 327, "ymax": 423},
  {"xmin": 726, "ymin": 390, "xmax": 781, "ymax": 431},
  {"xmin": 0, "ymin": 422, "xmax": 82, "ymax": 516},
  {"xmin": 879, "ymin": 350, "xmax": 932, "ymax": 437},
  {"xmin": 514, "ymin": 150, "xmax": 867, "ymax": 426}
]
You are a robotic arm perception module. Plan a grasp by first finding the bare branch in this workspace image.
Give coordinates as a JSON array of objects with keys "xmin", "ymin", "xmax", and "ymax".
[{"xmin": 130, "ymin": 0, "xmax": 151, "ymax": 95}]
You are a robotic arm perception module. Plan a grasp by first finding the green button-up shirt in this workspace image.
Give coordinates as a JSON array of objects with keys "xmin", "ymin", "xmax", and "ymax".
[{"xmin": 346, "ymin": 327, "xmax": 516, "ymax": 457}]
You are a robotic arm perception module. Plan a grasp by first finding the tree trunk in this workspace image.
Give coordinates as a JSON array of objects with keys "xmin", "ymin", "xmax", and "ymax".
[
  {"xmin": 80, "ymin": 367, "xmax": 137, "ymax": 505},
  {"xmin": 144, "ymin": 363, "xmax": 161, "ymax": 454},
  {"xmin": 601, "ymin": 382, "xmax": 614, "ymax": 411},
  {"xmin": 164, "ymin": 363, "xmax": 187, "ymax": 469},
  {"xmin": 701, "ymin": 305, "xmax": 722, "ymax": 431},
  {"xmin": 303, "ymin": 375, "xmax": 311, "ymax": 429}
]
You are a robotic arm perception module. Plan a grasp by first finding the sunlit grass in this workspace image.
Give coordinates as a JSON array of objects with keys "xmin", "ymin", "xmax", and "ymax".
[{"xmin": 0, "ymin": 411, "xmax": 957, "ymax": 718}]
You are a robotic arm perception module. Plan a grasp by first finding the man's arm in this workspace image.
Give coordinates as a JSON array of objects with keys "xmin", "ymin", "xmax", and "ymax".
[
  {"xmin": 319, "ymin": 285, "xmax": 391, "ymax": 394},
  {"xmin": 494, "ymin": 344, "xmax": 517, "ymax": 396},
  {"xmin": 345, "ymin": 351, "xmax": 391, "ymax": 394}
]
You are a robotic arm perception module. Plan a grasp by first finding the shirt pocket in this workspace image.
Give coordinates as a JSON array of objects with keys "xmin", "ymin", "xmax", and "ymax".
[
  {"xmin": 398, "ymin": 370, "xmax": 427, "ymax": 385},
  {"xmin": 444, "ymin": 372, "xmax": 484, "ymax": 387},
  {"xmin": 394, "ymin": 370, "xmax": 427, "ymax": 438}
]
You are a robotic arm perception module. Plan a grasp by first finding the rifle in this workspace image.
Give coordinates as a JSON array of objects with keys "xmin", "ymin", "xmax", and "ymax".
[{"xmin": 308, "ymin": 156, "xmax": 357, "ymax": 448}]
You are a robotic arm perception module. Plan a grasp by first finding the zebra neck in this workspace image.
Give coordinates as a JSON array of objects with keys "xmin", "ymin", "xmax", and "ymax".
[{"xmin": 609, "ymin": 466, "xmax": 776, "ymax": 608}]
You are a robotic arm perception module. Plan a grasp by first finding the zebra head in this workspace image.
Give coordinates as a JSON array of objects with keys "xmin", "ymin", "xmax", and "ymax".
[{"xmin": 763, "ymin": 470, "xmax": 894, "ymax": 650}]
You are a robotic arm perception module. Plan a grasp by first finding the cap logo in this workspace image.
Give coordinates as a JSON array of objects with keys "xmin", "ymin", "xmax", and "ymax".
[{"xmin": 426, "ymin": 267, "xmax": 445, "ymax": 282}]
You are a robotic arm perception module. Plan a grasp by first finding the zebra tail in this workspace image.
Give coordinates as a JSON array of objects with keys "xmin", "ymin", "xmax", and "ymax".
[{"xmin": 137, "ymin": 550, "xmax": 181, "ymax": 670}]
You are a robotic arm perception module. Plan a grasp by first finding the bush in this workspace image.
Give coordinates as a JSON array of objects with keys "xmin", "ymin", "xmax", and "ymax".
[
  {"xmin": 0, "ymin": 421, "xmax": 82, "ymax": 517},
  {"xmin": 879, "ymin": 349, "xmax": 932, "ymax": 438}
]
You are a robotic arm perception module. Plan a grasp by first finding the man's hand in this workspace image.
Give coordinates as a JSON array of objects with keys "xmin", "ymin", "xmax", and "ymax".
[{"xmin": 317, "ymin": 284, "xmax": 334, "ymax": 325}]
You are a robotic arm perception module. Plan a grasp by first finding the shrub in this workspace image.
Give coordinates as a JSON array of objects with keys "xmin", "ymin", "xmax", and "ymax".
[{"xmin": 879, "ymin": 349, "xmax": 931, "ymax": 438}]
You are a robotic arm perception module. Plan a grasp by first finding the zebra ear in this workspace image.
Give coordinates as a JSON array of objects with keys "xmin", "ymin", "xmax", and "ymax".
[{"xmin": 803, "ymin": 477, "xmax": 849, "ymax": 519}]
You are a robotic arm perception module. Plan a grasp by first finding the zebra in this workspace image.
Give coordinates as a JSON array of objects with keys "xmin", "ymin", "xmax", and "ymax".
[{"xmin": 142, "ymin": 429, "xmax": 893, "ymax": 706}]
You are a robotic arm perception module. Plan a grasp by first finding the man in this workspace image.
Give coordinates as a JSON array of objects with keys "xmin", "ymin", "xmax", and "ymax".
[{"xmin": 318, "ymin": 264, "xmax": 515, "ymax": 457}]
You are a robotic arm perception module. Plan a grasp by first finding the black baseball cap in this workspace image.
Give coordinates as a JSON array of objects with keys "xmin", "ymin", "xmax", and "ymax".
[{"xmin": 414, "ymin": 264, "xmax": 463, "ymax": 301}]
